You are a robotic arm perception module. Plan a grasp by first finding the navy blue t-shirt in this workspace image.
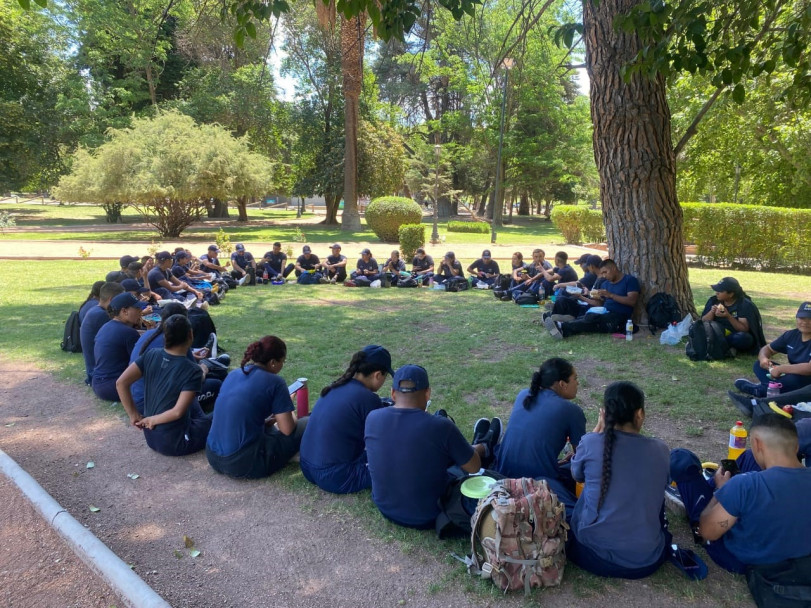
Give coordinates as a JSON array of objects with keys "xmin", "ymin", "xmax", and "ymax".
[
  {"xmin": 716, "ymin": 466, "xmax": 811, "ymax": 564},
  {"xmin": 325, "ymin": 254, "xmax": 346, "ymax": 266},
  {"xmin": 580, "ymin": 271, "xmax": 598, "ymax": 291},
  {"xmin": 469, "ymin": 259, "xmax": 500, "ymax": 275},
  {"xmin": 136, "ymin": 349, "xmax": 203, "ymax": 435},
  {"xmin": 553, "ymin": 264, "xmax": 578, "ymax": 284},
  {"xmin": 356, "ymin": 258, "xmax": 379, "ymax": 273},
  {"xmin": 365, "ymin": 408, "xmax": 474, "ymax": 528},
  {"xmin": 437, "ymin": 260, "xmax": 463, "ymax": 279},
  {"xmin": 412, "ymin": 255, "xmax": 434, "ymax": 272},
  {"xmin": 171, "ymin": 264, "xmax": 188, "ymax": 279},
  {"xmin": 384, "ymin": 258, "xmax": 406, "ymax": 272},
  {"xmin": 263, "ymin": 251, "xmax": 288, "ymax": 274},
  {"xmin": 571, "ymin": 431, "xmax": 669, "ymax": 569},
  {"xmin": 199, "ymin": 254, "xmax": 222, "ymax": 276},
  {"xmin": 206, "ymin": 366, "xmax": 293, "ymax": 457},
  {"xmin": 92, "ymin": 320, "xmax": 140, "ymax": 382},
  {"xmin": 230, "ymin": 251, "xmax": 255, "ymax": 269},
  {"xmin": 496, "ymin": 389, "xmax": 586, "ymax": 481},
  {"xmin": 147, "ymin": 267, "xmax": 172, "ymax": 290},
  {"xmin": 300, "ymin": 379, "xmax": 383, "ymax": 469},
  {"xmin": 603, "ymin": 274, "xmax": 640, "ymax": 319},
  {"xmin": 80, "ymin": 305, "xmax": 111, "ymax": 379},
  {"xmin": 770, "ymin": 329, "xmax": 811, "ymax": 365},
  {"xmin": 296, "ymin": 254, "xmax": 320, "ymax": 270},
  {"xmin": 79, "ymin": 298, "xmax": 98, "ymax": 323},
  {"xmin": 129, "ymin": 330, "xmax": 195, "ymax": 412}
]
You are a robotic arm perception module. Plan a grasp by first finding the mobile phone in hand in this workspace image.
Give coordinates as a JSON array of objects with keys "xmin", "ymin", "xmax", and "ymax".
[{"xmin": 720, "ymin": 459, "xmax": 740, "ymax": 476}]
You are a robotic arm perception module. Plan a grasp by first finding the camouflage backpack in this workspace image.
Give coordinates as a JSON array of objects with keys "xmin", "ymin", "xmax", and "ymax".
[{"xmin": 468, "ymin": 478, "xmax": 568, "ymax": 594}]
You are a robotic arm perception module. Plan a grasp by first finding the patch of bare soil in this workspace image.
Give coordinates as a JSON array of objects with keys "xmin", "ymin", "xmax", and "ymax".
[
  {"xmin": 0, "ymin": 474, "xmax": 123, "ymax": 608},
  {"xmin": 0, "ymin": 361, "xmax": 750, "ymax": 608}
]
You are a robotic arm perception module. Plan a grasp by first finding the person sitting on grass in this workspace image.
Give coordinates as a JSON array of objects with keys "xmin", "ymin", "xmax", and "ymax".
[
  {"xmin": 411, "ymin": 248, "xmax": 435, "ymax": 284},
  {"xmin": 670, "ymin": 415, "xmax": 811, "ymax": 604},
  {"xmin": 91, "ymin": 292, "xmax": 142, "ymax": 401},
  {"xmin": 434, "ymin": 251, "xmax": 464, "ymax": 286},
  {"xmin": 733, "ymin": 302, "xmax": 811, "ymax": 400},
  {"xmin": 129, "ymin": 302, "xmax": 224, "ymax": 415},
  {"xmin": 506, "ymin": 249, "xmax": 551, "ymax": 301},
  {"xmin": 118, "ymin": 314, "xmax": 212, "ymax": 457},
  {"xmin": 701, "ymin": 276, "xmax": 766, "ymax": 356},
  {"xmin": 568, "ymin": 381, "xmax": 671, "ymax": 579},
  {"xmin": 349, "ymin": 248, "xmax": 380, "ymax": 287},
  {"xmin": 495, "ymin": 358, "xmax": 586, "ymax": 508},
  {"xmin": 299, "ymin": 345, "xmax": 394, "ymax": 494},
  {"xmin": 230, "ymin": 243, "xmax": 256, "ymax": 285},
  {"xmin": 79, "ymin": 280, "xmax": 105, "ymax": 323},
  {"xmin": 199, "ymin": 245, "xmax": 229, "ymax": 278},
  {"xmin": 538, "ymin": 251, "xmax": 578, "ymax": 299},
  {"xmin": 294, "ymin": 245, "xmax": 322, "ymax": 284},
  {"xmin": 148, "ymin": 251, "xmax": 203, "ymax": 301},
  {"xmin": 80, "ymin": 282, "xmax": 125, "ymax": 385},
  {"xmin": 206, "ymin": 336, "xmax": 308, "ymax": 478},
  {"xmin": 364, "ymin": 365, "xmax": 501, "ymax": 530},
  {"xmin": 467, "ymin": 249, "xmax": 500, "ymax": 287},
  {"xmin": 544, "ymin": 259, "xmax": 639, "ymax": 340},
  {"xmin": 382, "ymin": 250, "xmax": 406, "ymax": 286},
  {"xmin": 261, "ymin": 242, "xmax": 296, "ymax": 282},
  {"xmin": 106, "ymin": 255, "xmax": 139, "ymax": 283},
  {"xmin": 543, "ymin": 255, "xmax": 604, "ymax": 322},
  {"xmin": 318, "ymin": 243, "xmax": 348, "ymax": 284}
]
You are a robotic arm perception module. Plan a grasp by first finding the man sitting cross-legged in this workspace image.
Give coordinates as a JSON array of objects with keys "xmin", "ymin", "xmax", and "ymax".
[
  {"xmin": 544, "ymin": 259, "xmax": 639, "ymax": 340},
  {"xmin": 318, "ymin": 243, "xmax": 348, "ymax": 284},
  {"xmin": 261, "ymin": 242, "xmax": 295, "ymax": 282},
  {"xmin": 670, "ymin": 415, "xmax": 811, "ymax": 606},
  {"xmin": 364, "ymin": 365, "xmax": 501, "ymax": 530},
  {"xmin": 543, "ymin": 254, "xmax": 603, "ymax": 322}
]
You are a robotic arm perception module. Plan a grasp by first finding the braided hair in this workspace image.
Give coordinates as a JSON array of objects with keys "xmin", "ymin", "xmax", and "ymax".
[
  {"xmin": 241, "ymin": 336, "xmax": 287, "ymax": 374},
  {"xmin": 523, "ymin": 358, "xmax": 574, "ymax": 409},
  {"xmin": 139, "ymin": 302, "xmax": 187, "ymax": 354},
  {"xmin": 320, "ymin": 349, "xmax": 388, "ymax": 397},
  {"xmin": 83, "ymin": 281, "xmax": 105, "ymax": 305},
  {"xmin": 163, "ymin": 314, "xmax": 192, "ymax": 348},
  {"xmin": 596, "ymin": 381, "xmax": 645, "ymax": 515}
]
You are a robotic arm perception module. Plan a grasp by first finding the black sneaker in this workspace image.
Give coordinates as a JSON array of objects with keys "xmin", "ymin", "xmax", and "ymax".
[
  {"xmin": 500, "ymin": 294, "xmax": 512, "ymax": 302},
  {"xmin": 493, "ymin": 290, "xmax": 505, "ymax": 299},
  {"xmin": 727, "ymin": 390, "xmax": 755, "ymax": 417},
  {"xmin": 734, "ymin": 378, "xmax": 766, "ymax": 398},
  {"xmin": 472, "ymin": 418, "xmax": 490, "ymax": 445},
  {"xmin": 214, "ymin": 354, "xmax": 231, "ymax": 367},
  {"xmin": 434, "ymin": 409, "xmax": 456, "ymax": 424},
  {"xmin": 487, "ymin": 417, "xmax": 502, "ymax": 451},
  {"xmin": 204, "ymin": 333, "xmax": 218, "ymax": 358}
]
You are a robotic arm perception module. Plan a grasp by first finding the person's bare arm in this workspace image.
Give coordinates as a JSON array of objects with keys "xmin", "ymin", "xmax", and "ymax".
[
  {"xmin": 136, "ymin": 391, "xmax": 197, "ymax": 430},
  {"xmin": 275, "ymin": 411, "xmax": 296, "ymax": 436},
  {"xmin": 460, "ymin": 450, "xmax": 482, "ymax": 474},
  {"xmin": 698, "ymin": 496, "xmax": 738, "ymax": 541},
  {"xmin": 116, "ymin": 363, "xmax": 144, "ymax": 427}
]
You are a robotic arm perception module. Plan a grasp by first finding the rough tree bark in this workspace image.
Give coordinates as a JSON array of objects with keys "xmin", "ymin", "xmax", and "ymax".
[
  {"xmin": 324, "ymin": 193, "xmax": 341, "ymax": 224},
  {"xmin": 340, "ymin": 14, "xmax": 365, "ymax": 231},
  {"xmin": 518, "ymin": 192, "xmax": 529, "ymax": 215},
  {"xmin": 583, "ymin": 0, "xmax": 695, "ymax": 316}
]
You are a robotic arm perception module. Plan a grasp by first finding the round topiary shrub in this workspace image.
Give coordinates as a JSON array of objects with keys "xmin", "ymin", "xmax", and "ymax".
[{"xmin": 365, "ymin": 196, "xmax": 423, "ymax": 242}]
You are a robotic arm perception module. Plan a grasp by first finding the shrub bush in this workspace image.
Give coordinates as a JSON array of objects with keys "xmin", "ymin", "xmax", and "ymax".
[
  {"xmin": 447, "ymin": 220, "xmax": 490, "ymax": 234},
  {"xmin": 365, "ymin": 196, "xmax": 423, "ymax": 242},
  {"xmin": 398, "ymin": 224, "xmax": 425, "ymax": 261},
  {"xmin": 581, "ymin": 211, "xmax": 606, "ymax": 243},
  {"xmin": 550, "ymin": 206, "xmax": 593, "ymax": 244}
]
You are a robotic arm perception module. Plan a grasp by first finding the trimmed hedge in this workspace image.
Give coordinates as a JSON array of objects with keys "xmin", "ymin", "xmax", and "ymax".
[
  {"xmin": 447, "ymin": 220, "xmax": 490, "ymax": 234},
  {"xmin": 681, "ymin": 203, "xmax": 811, "ymax": 271},
  {"xmin": 551, "ymin": 202, "xmax": 811, "ymax": 271},
  {"xmin": 398, "ymin": 224, "xmax": 425, "ymax": 260},
  {"xmin": 365, "ymin": 196, "xmax": 423, "ymax": 242}
]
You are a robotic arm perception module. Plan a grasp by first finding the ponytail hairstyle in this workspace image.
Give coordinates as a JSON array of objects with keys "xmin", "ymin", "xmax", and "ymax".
[
  {"xmin": 523, "ymin": 358, "xmax": 575, "ymax": 409},
  {"xmin": 241, "ymin": 336, "xmax": 287, "ymax": 374},
  {"xmin": 163, "ymin": 314, "xmax": 193, "ymax": 348},
  {"xmin": 139, "ymin": 302, "xmax": 187, "ymax": 354},
  {"xmin": 597, "ymin": 381, "xmax": 645, "ymax": 514},
  {"xmin": 84, "ymin": 281, "xmax": 105, "ymax": 305},
  {"xmin": 320, "ymin": 349, "xmax": 389, "ymax": 397}
]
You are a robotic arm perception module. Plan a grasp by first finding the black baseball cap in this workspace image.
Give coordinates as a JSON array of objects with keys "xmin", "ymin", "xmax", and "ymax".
[
  {"xmin": 393, "ymin": 365, "xmax": 430, "ymax": 393},
  {"xmin": 361, "ymin": 345, "xmax": 394, "ymax": 376},
  {"xmin": 710, "ymin": 277, "xmax": 740, "ymax": 293}
]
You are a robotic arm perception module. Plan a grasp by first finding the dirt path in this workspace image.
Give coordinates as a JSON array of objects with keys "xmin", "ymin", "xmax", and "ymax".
[
  {"xmin": 0, "ymin": 360, "xmax": 749, "ymax": 608},
  {"xmin": 0, "ymin": 474, "xmax": 123, "ymax": 608}
]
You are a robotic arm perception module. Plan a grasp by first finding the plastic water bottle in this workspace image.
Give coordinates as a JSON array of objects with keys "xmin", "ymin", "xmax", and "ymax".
[
  {"xmin": 625, "ymin": 319, "xmax": 633, "ymax": 341},
  {"xmin": 294, "ymin": 378, "xmax": 309, "ymax": 418},
  {"xmin": 728, "ymin": 421, "xmax": 747, "ymax": 460},
  {"xmin": 766, "ymin": 381, "xmax": 782, "ymax": 399}
]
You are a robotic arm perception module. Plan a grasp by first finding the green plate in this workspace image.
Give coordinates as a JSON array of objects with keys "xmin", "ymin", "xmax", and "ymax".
[{"xmin": 460, "ymin": 476, "xmax": 497, "ymax": 499}]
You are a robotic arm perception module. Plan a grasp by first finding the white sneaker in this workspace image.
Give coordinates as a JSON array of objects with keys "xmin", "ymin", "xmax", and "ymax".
[{"xmin": 237, "ymin": 274, "xmax": 248, "ymax": 286}]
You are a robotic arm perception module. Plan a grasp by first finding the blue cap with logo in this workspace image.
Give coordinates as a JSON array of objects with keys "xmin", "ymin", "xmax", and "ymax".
[
  {"xmin": 361, "ymin": 345, "xmax": 394, "ymax": 376},
  {"xmin": 797, "ymin": 302, "xmax": 811, "ymax": 318}
]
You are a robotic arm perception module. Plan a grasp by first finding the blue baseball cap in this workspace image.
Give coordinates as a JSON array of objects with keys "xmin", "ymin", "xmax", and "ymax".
[
  {"xmin": 392, "ymin": 365, "xmax": 430, "ymax": 393},
  {"xmin": 797, "ymin": 302, "xmax": 811, "ymax": 319},
  {"xmin": 361, "ymin": 345, "xmax": 394, "ymax": 376},
  {"xmin": 110, "ymin": 292, "xmax": 139, "ymax": 310}
]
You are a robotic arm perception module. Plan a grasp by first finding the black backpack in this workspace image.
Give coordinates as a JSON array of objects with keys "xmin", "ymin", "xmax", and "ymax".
[
  {"xmin": 495, "ymin": 274, "xmax": 512, "ymax": 291},
  {"xmin": 397, "ymin": 277, "xmax": 419, "ymax": 288},
  {"xmin": 646, "ymin": 292, "xmax": 681, "ymax": 334},
  {"xmin": 445, "ymin": 277, "xmax": 470, "ymax": 292},
  {"xmin": 60, "ymin": 311, "xmax": 82, "ymax": 353},
  {"xmin": 514, "ymin": 292, "xmax": 539, "ymax": 306},
  {"xmin": 686, "ymin": 320, "xmax": 731, "ymax": 361}
]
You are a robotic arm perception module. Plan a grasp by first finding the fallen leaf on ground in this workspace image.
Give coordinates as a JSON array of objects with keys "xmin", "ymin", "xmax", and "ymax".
[
  {"xmin": 189, "ymin": 549, "xmax": 201, "ymax": 558},
  {"xmin": 89, "ymin": 505, "xmax": 100, "ymax": 513},
  {"xmin": 174, "ymin": 550, "xmax": 184, "ymax": 559},
  {"xmin": 127, "ymin": 473, "xmax": 140, "ymax": 480},
  {"xmin": 4, "ymin": 423, "xmax": 15, "ymax": 427},
  {"xmin": 183, "ymin": 535, "xmax": 194, "ymax": 548},
  {"xmin": 86, "ymin": 461, "xmax": 95, "ymax": 469}
]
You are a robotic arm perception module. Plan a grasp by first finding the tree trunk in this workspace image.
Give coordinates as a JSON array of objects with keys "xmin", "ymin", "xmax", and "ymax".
[
  {"xmin": 324, "ymin": 193, "xmax": 341, "ymax": 225},
  {"xmin": 237, "ymin": 196, "xmax": 248, "ymax": 222},
  {"xmin": 584, "ymin": 0, "xmax": 695, "ymax": 317},
  {"xmin": 207, "ymin": 198, "xmax": 229, "ymax": 219},
  {"xmin": 518, "ymin": 192, "xmax": 529, "ymax": 215},
  {"xmin": 340, "ymin": 14, "xmax": 365, "ymax": 232},
  {"xmin": 437, "ymin": 196, "xmax": 452, "ymax": 219}
]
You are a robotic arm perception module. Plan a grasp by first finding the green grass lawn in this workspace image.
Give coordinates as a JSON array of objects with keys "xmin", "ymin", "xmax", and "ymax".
[{"xmin": 1, "ymin": 258, "xmax": 807, "ymax": 605}]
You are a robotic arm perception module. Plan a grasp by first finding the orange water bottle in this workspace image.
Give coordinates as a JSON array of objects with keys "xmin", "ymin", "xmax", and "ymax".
[{"xmin": 728, "ymin": 421, "xmax": 747, "ymax": 460}]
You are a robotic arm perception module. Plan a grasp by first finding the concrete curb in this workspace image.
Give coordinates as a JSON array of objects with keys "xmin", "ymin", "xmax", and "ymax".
[{"xmin": 0, "ymin": 448, "xmax": 171, "ymax": 608}]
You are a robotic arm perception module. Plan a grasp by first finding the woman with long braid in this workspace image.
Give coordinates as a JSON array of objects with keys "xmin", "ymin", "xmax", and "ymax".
[
  {"xmin": 568, "ymin": 381, "xmax": 672, "ymax": 578},
  {"xmin": 206, "ymin": 336, "xmax": 307, "ymax": 479},
  {"xmin": 495, "ymin": 358, "xmax": 585, "ymax": 499},
  {"xmin": 299, "ymin": 345, "xmax": 394, "ymax": 494}
]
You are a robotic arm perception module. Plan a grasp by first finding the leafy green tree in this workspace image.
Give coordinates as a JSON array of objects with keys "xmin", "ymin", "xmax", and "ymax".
[{"xmin": 54, "ymin": 111, "xmax": 274, "ymax": 236}]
